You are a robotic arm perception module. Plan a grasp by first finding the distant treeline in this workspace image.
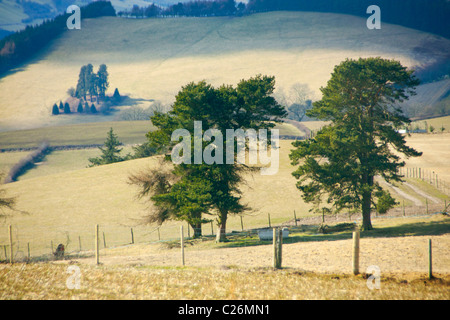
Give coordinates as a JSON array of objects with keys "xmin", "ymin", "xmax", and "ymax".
[
  {"xmin": 118, "ymin": 0, "xmax": 243, "ymax": 18},
  {"xmin": 245, "ymin": 0, "xmax": 450, "ymax": 39},
  {"xmin": 0, "ymin": 1, "xmax": 116, "ymax": 76},
  {"xmin": 121, "ymin": 0, "xmax": 450, "ymax": 39}
]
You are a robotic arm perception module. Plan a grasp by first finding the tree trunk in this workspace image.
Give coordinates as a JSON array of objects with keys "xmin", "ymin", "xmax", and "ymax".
[
  {"xmin": 361, "ymin": 173, "xmax": 374, "ymax": 231},
  {"xmin": 215, "ymin": 216, "xmax": 227, "ymax": 242},
  {"xmin": 361, "ymin": 194, "xmax": 373, "ymax": 230},
  {"xmin": 191, "ymin": 222, "xmax": 202, "ymax": 239}
]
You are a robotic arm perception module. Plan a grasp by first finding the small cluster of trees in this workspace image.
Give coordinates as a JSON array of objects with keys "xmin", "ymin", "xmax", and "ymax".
[
  {"xmin": 75, "ymin": 63, "xmax": 109, "ymax": 101},
  {"xmin": 129, "ymin": 75, "xmax": 286, "ymax": 241},
  {"xmin": 52, "ymin": 64, "xmax": 121, "ymax": 116}
]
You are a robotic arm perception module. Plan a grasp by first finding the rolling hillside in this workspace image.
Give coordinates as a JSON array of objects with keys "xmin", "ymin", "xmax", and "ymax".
[
  {"xmin": 1, "ymin": 132, "xmax": 449, "ymax": 258},
  {"xmin": 0, "ymin": 11, "xmax": 449, "ymax": 131}
]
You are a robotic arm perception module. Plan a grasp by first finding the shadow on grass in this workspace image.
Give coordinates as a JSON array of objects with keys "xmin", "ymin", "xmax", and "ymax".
[
  {"xmin": 361, "ymin": 218, "xmax": 450, "ymax": 239},
  {"xmin": 215, "ymin": 216, "xmax": 450, "ymax": 249}
]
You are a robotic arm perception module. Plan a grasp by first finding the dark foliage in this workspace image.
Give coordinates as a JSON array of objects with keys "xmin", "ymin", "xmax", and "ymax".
[
  {"xmin": 4, "ymin": 142, "xmax": 51, "ymax": 183},
  {"xmin": 121, "ymin": 0, "xmax": 449, "ymax": 40},
  {"xmin": 0, "ymin": 1, "xmax": 116, "ymax": 76}
]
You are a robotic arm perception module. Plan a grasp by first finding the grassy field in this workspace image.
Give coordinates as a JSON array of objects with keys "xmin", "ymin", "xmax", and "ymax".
[
  {"xmin": 0, "ymin": 131, "xmax": 449, "ymax": 259},
  {"xmin": 1, "ymin": 262, "xmax": 448, "ymax": 299},
  {"xmin": 1, "ymin": 215, "xmax": 449, "ymax": 299},
  {"xmin": 412, "ymin": 115, "xmax": 450, "ymax": 133},
  {"xmin": 0, "ymin": 121, "xmax": 155, "ymax": 149},
  {"xmin": 1, "ymin": 11, "xmax": 449, "ymax": 131},
  {"xmin": 0, "ymin": 120, "xmax": 300, "ymax": 149}
]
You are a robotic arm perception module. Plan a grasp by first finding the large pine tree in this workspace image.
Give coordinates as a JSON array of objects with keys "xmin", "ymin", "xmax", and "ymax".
[{"xmin": 290, "ymin": 57, "xmax": 422, "ymax": 231}]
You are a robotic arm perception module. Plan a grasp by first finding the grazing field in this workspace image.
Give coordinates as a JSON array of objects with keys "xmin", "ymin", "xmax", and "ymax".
[
  {"xmin": 0, "ymin": 131, "xmax": 449, "ymax": 260},
  {"xmin": 1, "ymin": 214, "xmax": 449, "ymax": 300},
  {"xmin": 0, "ymin": 120, "xmax": 300, "ymax": 150},
  {"xmin": 0, "ymin": 121, "xmax": 155, "ymax": 150},
  {"xmin": 1, "ymin": 11, "xmax": 449, "ymax": 131},
  {"xmin": 412, "ymin": 115, "xmax": 450, "ymax": 133}
]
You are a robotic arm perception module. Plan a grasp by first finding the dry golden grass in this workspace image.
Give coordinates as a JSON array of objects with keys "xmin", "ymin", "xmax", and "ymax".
[
  {"xmin": 402, "ymin": 133, "xmax": 450, "ymax": 184},
  {"xmin": 0, "ymin": 261, "xmax": 448, "ymax": 300}
]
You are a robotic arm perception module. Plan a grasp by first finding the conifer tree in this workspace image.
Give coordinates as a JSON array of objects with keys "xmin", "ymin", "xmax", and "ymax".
[
  {"xmin": 88, "ymin": 128, "xmax": 128, "ymax": 166},
  {"xmin": 290, "ymin": 58, "xmax": 422, "ymax": 230},
  {"xmin": 64, "ymin": 102, "xmax": 71, "ymax": 114},
  {"xmin": 77, "ymin": 100, "xmax": 83, "ymax": 113},
  {"xmin": 52, "ymin": 103, "xmax": 59, "ymax": 115},
  {"xmin": 97, "ymin": 64, "xmax": 109, "ymax": 100}
]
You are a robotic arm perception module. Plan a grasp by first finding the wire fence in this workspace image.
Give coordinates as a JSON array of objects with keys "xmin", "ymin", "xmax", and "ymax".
[
  {"xmin": 1, "ymin": 166, "xmax": 448, "ymax": 264},
  {"xmin": 1, "ymin": 198, "xmax": 448, "ymax": 264}
]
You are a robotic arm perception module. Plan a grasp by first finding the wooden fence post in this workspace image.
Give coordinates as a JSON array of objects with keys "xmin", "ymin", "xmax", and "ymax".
[
  {"xmin": 240, "ymin": 216, "xmax": 244, "ymax": 231},
  {"xmin": 268, "ymin": 213, "xmax": 271, "ymax": 228},
  {"xmin": 130, "ymin": 228, "xmax": 134, "ymax": 244},
  {"xmin": 8, "ymin": 225, "xmax": 13, "ymax": 264},
  {"xmin": 428, "ymin": 239, "xmax": 433, "ymax": 279},
  {"xmin": 273, "ymin": 228, "xmax": 282, "ymax": 269},
  {"xmin": 278, "ymin": 229, "xmax": 282, "ymax": 268},
  {"xmin": 78, "ymin": 236, "xmax": 82, "ymax": 252},
  {"xmin": 27, "ymin": 242, "xmax": 30, "ymax": 262},
  {"xmin": 352, "ymin": 231, "xmax": 360, "ymax": 275},
  {"xmin": 273, "ymin": 228, "xmax": 277, "ymax": 269},
  {"xmin": 180, "ymin": 225, "xmax": 185, "ymax": 266},
  {"xmin": 103, "ymin": 232, "xmax": 107, "ymax": 248},
  {"xmin": 294, "ymin": 210, "xmax": 298, "ymax": 226},
  {"xmin": 95, "ymin": 224, "xmax": 99, "ymax": 265}
]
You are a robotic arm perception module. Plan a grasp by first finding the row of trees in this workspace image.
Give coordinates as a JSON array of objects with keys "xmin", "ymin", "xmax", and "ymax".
[
  {"xmin": 118, "ymin": 0, "xmax": 244, "ymax": 18},
  {"xmin": 0, "ymin": 1, "xmax": 116, "ymax": 75},
  {"xmin": 52, "ymin": 101, "xmax": 98, "ymax": 115}
]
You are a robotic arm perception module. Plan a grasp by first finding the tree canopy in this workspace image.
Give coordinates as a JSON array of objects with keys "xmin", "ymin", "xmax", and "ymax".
[{"xmin": 130, "ymin": 75, "xmax": 286, "ymax": 241}]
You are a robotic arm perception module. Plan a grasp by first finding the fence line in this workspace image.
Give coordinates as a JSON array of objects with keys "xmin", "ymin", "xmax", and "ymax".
[
  {"xmin": 1, "ymin": 198, "xmax": 447, "ymax": 264},
  {"xmin": 399, "ymin": 166, "xmax": 449, "ymax": 196}
]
